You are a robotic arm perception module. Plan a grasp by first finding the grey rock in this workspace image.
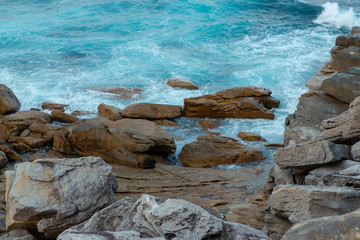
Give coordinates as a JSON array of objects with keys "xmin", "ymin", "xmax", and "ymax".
[
  {"xmin": 270, "ymin": 164, "xmax": 294, "ymax": 185},
  {"xmin": 58, "ymin": 230, "xmax": 165, "ymax": 240},
  {"xmin": 0, "ymin": 85, "xmax": 20, "ymax": 114},
  {"xmin": 0, "ymin": 229, "xmax": 35, "ymax": 240},
  {"xmin": 262, "ymin": 214, "xmax": 292, "ymax": 240},
  {"xmin": 351, "ymin": 141, "xmax": 360, "ymax": 161},
  {"xmin": 269, "ymin": 185, "xmax": 360, "ymax": 224}
]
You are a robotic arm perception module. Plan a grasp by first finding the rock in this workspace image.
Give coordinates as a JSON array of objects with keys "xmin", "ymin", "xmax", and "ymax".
[
  {"xmin": 320, "ymin": 96, "xmax": 360, "ymax": 144},
  {"xmin": 19, "ymin": 129, "xmax": 31, "ymax": 137},
  {"xmin": 263, "ymin": 214, "xmax": 292, "ymax": 240},
  {"xmin": 351, "ymin": 26, "xmax": 360, "ymax": 35},
  {"xmin": 53, "ymin": 132, "xmax": 72, "ymax": 154},
  {"xmin": 273, "ymin": 140, "xmax": 350, "ymax": 170},
  {"xmin": 0, "ymin": 229, "xmax": 35, "ymax": 240},
  {"xmin": 6, "ymin": 157, "xmax": 117, "ymax": 239},
  {"xmin": 270, "ymin": 164, "xmax": 294, "ymax": 185},
  {"xmin": 41, "ymin": 102, "xmax": 69, "ymax": 112},
  {"xmin": 68, "ymin": 118, "xmax": 176, "ymax": 168},
  {"xmin": 91, "ymin": 87, "xmax": 143, "ymax": 99},
  {"xmin": 121, "ymin": 103, "xmax": 182, "ymax": 119},
  {"xmin": 179, "ymin": 135, "xmax": 264, "ymax": 167},
  {"xmin": 305, "ymin": 62, "xmax": 337, "ymax": 89},
  {"xmin": 51, "ymin": 110, "xmax": 78, "ymax": 123},
  {"xmin": 0, "ymin": 151, "xmax": 7, "ymax": 168},
  {"xmin": 320, "ymin": 67, "xmax": 360, "ymax": 103},
  {"xmin": 152, "ymin": 119, "xmax": 179, "ymax": 127},
  {"xmin": 166, "ymin": 78, "xmax": 199, "ymax": 90},
  {"xmin": 97, "ymin": 103, "xmax": 122, "ymax": 121},
  {"xmin": 183, "ymin": 86, "xmax": 280, "ymax": 119},
  {"xmin": 10, "ymin": 142, "xmax": 33, "ymax": 152},
  {"xmin": 330, "ymin": 45, "xmax": 360, "ymax": 72},
  {"xmin": 238, "ymin": 132, "xmax": 266, "ymax": 142},
  {"xmin": 281, "ymin": 208, "xmax": 360, "ymax": 240},
  {"xmin": 264, "ymin": 143, "xmax": 284, "ymax": 148},
  {"xmin": 8, "ymin": 136, "xmax": 44, "ymax": 148},
  {"xmin": 29, "ymin": 120, "xmax": 54, "ymax": 134},
  {"xmin": 335, "ymin": 34, "xmax": 360, "ymax": 48},
  {"xmin": 0, "ymin": 144, "xmax": 23, "ymax": 162},
  {"xmin": 351, "ymin": 141, "xmax": 360, "ymax": 161},
  {"xmin": 198, "ymin": 119, "xmax": 220, "ymax": 130},
  {"xmin": 269, "ymin": 185, "xmax": 360, "ymax": 224},
  {"xmin": 59, "ymin": 231, "xmax": 165, "ymax": 240},
  {"xmin": 71, "ymin": 110, "xmax": 92, "ymax": 116},
  {"xmin": 0, "ymin": 210, "xmax": 5, "ymax": 234},
  {"xmin": 0, "ymin": 85, "xmax": 20, "ymax": 114}
]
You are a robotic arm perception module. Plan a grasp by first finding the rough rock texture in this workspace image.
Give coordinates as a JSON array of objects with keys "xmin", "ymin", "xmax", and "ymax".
[
  {"xmin": 274, "ymin": 140, "xmax": 350, "ymax": 169},
  {"xmin": 68, "ymin": 118, "xmax": 176, "ymax": 168},
  {"xmin": 152, "ymin": 119, "xmax": 179, "ymax": 127},
  {"xmin": 91, "ymin": 87, "xmax": 143, "ymax": 99},
  {"xmin": 0, "ymin": 229, "xmax": 35, "ymax": 240},
  {"xmin": 41, "ymin": 102, "xmax": 69, "ymax": 112},
  {"xmin": 97, "ymin": 103, "xmax": 122, "ymax": 121},
  {"xmin": 320, "ymin": 96, "xmax": 360, "ymax": 144},
  {"xmin": 262, "ymin": 214, "xmax": 293, "ymax": 240},
  {"xmin": 198, "ymin": 119, "xmax": 220, "ymax": 130},
  {"xmin": 166, "ymin": 78, "xmax": 199, "ymax": 90},
  {"xmin": 305, "ymin": 62, "xmax": 337, "ymax": 89},
  {"xmin": 320, "ymin": 67, "xmax": 360, "ymax": 103},
  {"xmin": 269, "ymin": 185, "xmax": 360, "ymax": 224},
  {"xmin": 6, "ymin": 157, "xmax": 117, "ymax": 238},
  {"xmin": 51, "ymin": 110, "xmax": 78, "ymax": 123},
  {"xmin": 331, "ymin": 44, "xmax": 360, "ymax": 72},
  {"xmin": 53, "ymin": 132, "xmax": 72, "ymax": 154},
  {"xmin": 238, "ymin": 132, "xmax": 266, "ymax": 142},
  {"xmin": 0, "ymin": 151, "xmax": 7, "ymax": 169},
  {"xmin": 270, "ymin": 164, "xmax": 294, "ymax": 185},
  {"xmin": 0, "ymin": 144, "xmax": 23, "ymax": 162},
  {"xmin": 183, "ymin": 86, "xmax": 280, "ymax": 119},
  {"xmin": 351, "ymin": 141, "xmax": 360, "ymax": 161},
  {"xmin": 121, "ymin": 103, "xmax": 182, "ymax": 119},
  {"xmin": 59, "ymin": 231, "xmax": 165, "ymax": 240},
  {"xmin": 281, "ymin": 208, "xmax": 360, "ymax": 240},
  {"xmin": 179, "ymin": 135, "xmax": 264, "ymax": 167},
  {"xmin": 0, "ymin": 85, "xmax": 20, "ymax": 114},
  {"xmin": 29, "ymin": 121, "xmax": 54, "ymax": 134}
]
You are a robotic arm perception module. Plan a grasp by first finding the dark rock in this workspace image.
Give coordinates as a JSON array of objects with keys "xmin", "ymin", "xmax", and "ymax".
[
  {"xmin": 330, "ymin": 45, "xmax": 360, "ymax": 72},
  {"xmin": 122, "ymin": 103, "xmax": 182, "ymax": 119},
  {"xmin": 0, "ymin": 85, "xmax": 20, "ymax": 114},
  {"xmin": 198, "ymin": 119, "xmax": 220, "ymax": 130},
  {"xmin": 166, "ymin": 78, "xmax": 199, "ymax": 90}
]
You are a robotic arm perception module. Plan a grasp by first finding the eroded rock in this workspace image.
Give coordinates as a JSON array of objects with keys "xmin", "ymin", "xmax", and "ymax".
[
  {"xmin": 121, "ymin": 103, "xmax": 182, "ymax": 119},
  {"xmin": 0, "ymin": 85, "xmax": 20, "ymax": 114},
  {"xmin": 97, "ymin": 103, "xmax": 122, "ymax": 121},
  {"xmin": 51, "ymin": 110, "xmax": 78, "ymax": 123},
  {"xmin": 166, "ymin": 78, "xmax": 199, "ymax": 90}
]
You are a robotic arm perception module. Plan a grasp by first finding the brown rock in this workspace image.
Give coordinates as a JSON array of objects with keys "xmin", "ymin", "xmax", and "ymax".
[
  {"xmin": 91, "ymin": 87, "xmax": 143, "ymax": 99},
  {"xmin": 0, "ymin": 151, "xmax": 7, "ymax": 168},
  {"xmin": 53, "ymin": 132, "xmax": 72, "ymax": 154},
  {"xmin": 51, "ymin": 110, "xmax": 78, "ymax": 123},
  {"xmin": 43, "ymin": 130, "xmax": 57, "ymax": 143},
  {"xmin": 206, "ymin": 132, "xmax": 220, "ymax": 136},
  {"xmin": 122, "ymin": 103, "xmax": 182, "ymax": 119},
  {"xmin": 0, "ymin": 145, "xmax": 23, "ymax": 162},
  {"xmin": 264, "ymin": 143, "xmax": 284, "ymax": 148},
  {"xmin": 331, "ymin": 45, "xmax": 360, "ymax": 72},
  {"xmin": 11, "ymin": 143, "xmax": 33, "ymax": 152},
  {"xmin": 166, "ymin": 78, "xmax": 199, "ymax": 90},
  {"xmin": 351, "ymin": 26, "xmax": 360, "ymax": 35},
  {"xmin": 71, "ymin": 110, "xmax": 92, "ymax": 116},
  {"xmin": 198, "ymin": 119, "xmax": 220, "ymax": 130},
  {"xmin": 183, "ymin": 86, "xmax": 280, "ymax": 119},
  {"xmin": 238, "ymin": 132, "xmax": 266, "ymax": 142},
  {"xmin": 28, "ymin": 152, "xmax": 44, "ymax": 162},
  {"xmin": 8, "ymin": 136, "xmax": 44, "ymax": 148},
  {"xmin": 19, "ymin": 129, "xmax": 31, "ymax": 137},
  {"xmin": 29, "ymin": 120, "xmax": 54, "ymax": 134},
  {"xmin": 97, "ymin": 103, "xmax": 122, "ymax": 121},
  {"xmin": 28, "ymin": 132, "xmax": 41, "ymax": 139},
  {"xmin": 306, "ymin": 62, "xmax": 337, "ymax": 90},
  {"xmin": 0, "ymin": 85, "xmax": 20, "ymax": 114},
  {"xmin": 179, "ymin": 135, "xmax": 264, "ymax": 167},
  {"xmin": 153, "ymin": 119, "xmax": 179, "ymax": 127},
  {"xmin": 41, "ymin": 102, "xmax": 69, "ymax": 111}
]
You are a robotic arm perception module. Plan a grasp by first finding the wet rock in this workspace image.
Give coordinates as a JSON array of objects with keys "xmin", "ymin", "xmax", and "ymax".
[
  {"xmin": 179, "ymin": 135, "xmax": 264, "ymax": 167},
  {"xmin": 71, "ymin": 110, "xmax": 93, "ymax": 116},
  {"xmin": 264, "ymin": 143, "xmax": 284, "ymax": 148},
  {"xmin": 41, "ymin": 102, "xmax": 69, "ymax": 112},
  {"xmin": 183, "ymin": 86, "xmax": 280, "ymax": 119},
  {"xmin": 152, "ymin": 119, "xmax": 179, "ymax": 127},
  {"xmin": 331, "ymin": 45, "xmax": 360, "ymax": 72},
  {"xmin": 198, "ymin": 119, "xmax": 220, "ymax": 130},
  {"xmin": 51, "ymin": 110, "xmax": 78, "ymax": 123},
  {"xmin": 91, "ymin": 87, "xmax": 143, "ymax": 99},
  {"xmin": 121, "ymin": 103, "xmax": 182, "ymax": 119},
  {"xmin": 269, "ymin": 185, "xmax": 360, "ymax": 224},
  {"xmin": 97, "ymin": 103, "xmax": 122, "ymax": 121},
  {"xmin": 166, "ymin": 78, "xmax": 199, "ymax": 90},
  {"xmin": 238, "ymin": 132, "xmax": 266, "ymax": 142},
  {"xmin": 29, "ymin": 120, "xmax": 54, "ymax": 134},
  {"xmin": 351, "ymin": 26, "xmax": 360, "ymax": 35},
  {"xmin": 0, "ymin": 151, "xmax": 7, "ymax": 169},
  {"xmin": 53, "ymin": 132, "xmax": 72, "ymax": 154},
  {"xmin": 0, "ymin": 84, "xmax": 20, "ymax": 114},
  {"xmin": 0, "ymin": 229, "xmax": 35, "ymax": 240},
  {"xmin": 68, "ymin": 118, "xmax": 176, "ymax": 168},
  {"xmin": 6, "ymin": 157, "xmax": 117, "ymax": 239}
]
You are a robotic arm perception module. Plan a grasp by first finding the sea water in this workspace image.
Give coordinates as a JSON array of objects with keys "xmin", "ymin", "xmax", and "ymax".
[{"xmin": 0, "ymin": 0, "xmax": 359, "ymax": 167}]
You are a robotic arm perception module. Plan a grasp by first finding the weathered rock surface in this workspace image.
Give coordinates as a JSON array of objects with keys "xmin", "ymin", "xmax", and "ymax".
[
  {"xmin": 269, "ymin": 185, "xmax": 360, "ymax": 224},
  {"xmin": 91, "ymin": 86, "xmax": 143, "ymax": 99},
  {"xmin": 274, "ymin": 140, "xmax": 350, "ymax": 169},
  {"xmin": 262, "ymin": 214, "xmax": 292, "ymax": 240},
  {"xmin": 152, "ymin": 119, "xmax": 179, "ymax": 127},
  {"xmin": 0, "ymin": 151, "xmax": 7, "ymax": 168},
  {"xmin": 331, "ymin": 45, "xmax": 360, "ymax": 72},
  {"xmin": 68, "ymin": 118, "xmax": 176, "ymax": 168},
  {"xmin": 238, "ymin": 132, "xmax": 266, "ymax": 142},
  {"xmin": 305, "ymin": 62, "xmax": 337, "ymax": 89},
  {"xmin": 53, "ymin": 132, "xmax": 72, "ymax": 154},
  {"xmin": 42, "ymin": 102, "xmax": 69, "ymax": 112},
  {"xmin": 0, "ymin": 85, "xmax": 20, "ymax": 114},
  {"xmin": 6, "ymin": 157, "xmax": 117, "ymax": 238},
  {"xmin": 351, "ymin": 141, "xmax": 360, "ymax": 161},
  {"xmin": 270, "ymin": 164, "xmax": 294, "ymax": 185},
  {"xmin": 183, "ymin": 86, "xmax": 280, "ymax": 119},
  {"xmin": 51, "ymin": 110, "xmax": 78, "ymax": 123},
  {"xmin": 97, "ymin": 103, "xmax": 122, "ymax": 121},
  {"xmin": 281, "ymin": 208, "xmax": 360, "ymax": 240},
  {"xmin": 121, "ymin": 103, "xmax": 182, "ymax": 119},
  {"xmin": 28, "ymin": 120, "xmax": 54, "ymax": 134},
  {"xmin": 0, "ymin": 144, "xmax": 23, "ymax": 162},
  {"xmin": 0, "ymin": 229, "xmax": 35, "ymax": 240},
  {"xmin": 179, "ymin": 135, "xmax": 264, "ymax": 167},
  {"xmin": 166, "ymin": 78, "xmax": 199, "ymax": 90},
  {"xmin": 198, "ymin": 119, "xmax": 220, "ymax": 130}
]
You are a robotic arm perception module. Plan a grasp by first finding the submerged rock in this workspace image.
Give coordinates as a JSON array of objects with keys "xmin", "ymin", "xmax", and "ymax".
[
  {"xmin": 121, "ymin": 103, "xmax": 182, "ymax": 119},
  {"xmin": 198, "ymin": 119, "xmax": 220, "ymax": 130},
  {"xmin": 237, "ymin": 132, "xmax": 266, "ymax": 142},
  {"xmin": 91, "ymin": 86, "xmax": 143, "ymax": 99},
  {"xmin": 166, "ymin": 78, "xmax": 199, "ymax": 90},
  {"xmin": 0, "ymin": 85, "xmax": 20, "ymax": 114}
]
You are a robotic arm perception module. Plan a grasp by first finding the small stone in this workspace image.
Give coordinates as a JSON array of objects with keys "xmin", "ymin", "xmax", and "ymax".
[
  {"xmin": 237, "ymin": 132, "xmax": 266, "ymax": 142},
  {"xmin": 71, "ymin": 110, "xmax": 92, "ymax": 116},
  {"xmin": 29, "ymin": 120, "xmax": 54, "ymax": 134},
  {"xmin": 91, "ymin": 87, "xmax": 143, "ymax": 99},
  {"xmin": 264, "ymin": 143, "xmax": 284, "ymax": 148},
  {"xmin": 166, "ymin": 78, "xmax": 199, "ymax": 90},
  {"xmin": 53, "ymin": 132, "xmax": 72, "ymax": 154},
  {"xmin": 19, "ymin": 129, "xmax": 31, "ymax": 137},
  {"xmin": 153, "ymin": 119, "xmax": 179, "ymax": 127},
  {"xmin": 11, "ymin": 143, "xmax": 33, "ymax": 152}
]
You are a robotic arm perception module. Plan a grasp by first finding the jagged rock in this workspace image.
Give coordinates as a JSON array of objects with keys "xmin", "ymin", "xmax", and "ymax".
[
  {"xmin": 0, "ymin": 85, "xmax": 20, "ymax": 114},
  {"xmin": 198, "ymin": 119, "xmax": 220, "ymax": 130},
  {"xmin": 51, "ymin": 110, "xmax": 78, "ymax": 123},
  {"xmin": 42, "ymin": 102, "xmax": 69, "ymax": 112},
  {"xmin": 166, "ymin": 78, "xmax": 199, "ymax": 90},
  {"xmin": 351, "ymin": 141, "xmax": 360, "ymax": 161},
  {"xmin": 91, "ymin": 87, "xmax": 143, "ymax": 99},
  {"xmin": 0, "ymin": 144, "xmax": 23, "ymax": 162},
  {"xmin": 29, "ymin": 120, "xmax": 54, "ymax": 134},
  {"xmin": 6, "ymin": 157, "xmax": 117, "ymax": 239},
  {"xmin": 97, "ymin": 103, "xmax": 122, "ymax": 121},
  {"xmin": 335, "ymin": 34, "xmax": 360, "ymax": 48},
  {"xmin": 262, "ymin": 213, "xmax": 292, "ymax": 240},
  {"xmin": 121, "ymin": 103, "xmax": 182, "ymax": 119},
  {"xmin": 305, "ymin": 62, "xmax": 337, "ymax": 89},
  {"xmin": 238, "ymin": 132, "xmax": 266, "ymax": 142},
  {"xmin": 0, "ymin": 229, "xmax": 35, "ymax": 240},
  {"xmin": 274, "ymin": 140, "xmax": 350, "ymax": 170},
  {"xmin": 281, "ymin": 208, "xmax": 360, "ymax": 240},
  {"xmin": 269, "ymin": 185, "xmax": 360, "ymax": 224},
  {"xmin": 68, "ymin": 118, "xmax": 176, "ymax": 168},
  {"xmin": 53, "ymin": 132, "xmax": 72, "ymax": 154},
  {"xmin": 320, "ymin": 67, "xmax": 360, "ymax": 103},
  {"xmin": 270, "ymin": 164, "xmax": 294, "ymax": 185},
  {"xmin": 179, "ymin": 135, "xmax": 264, "ymax": 167},
  {"xmin": 8, "ymin": 136, "xmax": 44, "ymax": 148},
  {"xmin": 183, "ymin": 86, "xmax": 280, "ymax": 119},
  {"xmin": 331, "ymin": 45, "xmax": 360, "ymax": 72},
  {"xmin": 0, "ymin": 151, "xmax": 7, "ymax": 168}
]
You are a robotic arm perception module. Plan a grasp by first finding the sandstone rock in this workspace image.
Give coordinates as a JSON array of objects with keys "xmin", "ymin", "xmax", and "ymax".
[
  {"xmin": 351, "ymin": 141, "xmax": 360, "ymax": 161},
  {"xmin": 19, "ymin": 129, "xmax": 31, "ymax": 137},
  {"xmin": 238, "ymin": 132, "xmax": 266, "ymax": 142},
  {"xmin": 198, "ymin": 119, "xmax": 220, "ymax": 130},
  {"xmin": 0, "ymin": 229, "xmax": 35, "ymax": 240},
  {"xmin": 305, "ymin": 62, "xmax": 337, "ymax": 89},
  {"xmin": 179, "ymin": 135, "xmax": 264, "ymax": 167},
  {"xmin": 183, "ymin": 86, "xmax": 280, "ymax": 119},
  {"xmin": 351, "ymin": 26, "xmax": 360, "ymax": 35},
  {"xmin": 97, "ymin": 103, "xmax": 122, "ymax": 121},
  {"xmin": 68, "ymin": 118, "xmax": 176, "ymax": 168},
  {"xmin": 0, "ymin": 85, "xmax": 20, "ymax": 114},
  {"xmin": 281, "ymin": 208, "xmax": 360, "ymax": 240},
  {"xmin": 8, "ymin": 136, "xmax": 44, "ymax": 148},
  {"xmin": 53, "ymin": 132, "xmax": 72, "ymax": 154},
  {"xmin": 331, "ymin": 45, "xmax": 360, "ymax": 72},
  {"xmin": 71, "ymin": 110, "xmax": 92, "ymax": 116},
  {"xmin": 59, "ymin": 231, "xmax": 165, "ymax": 240},
  {"xmin": 91, "ymin": 87, "xmax": 143, "ymax": 99},
  {"xmin": 29, "ymin": 120, "xmax": 54, "ymax": 134},
  {"xmin": 0, "ymin": 145, "xmax": 23, "ymax": 162},
  {"xmin": 335, "ymin": 34, "xmax": 360, "ymax": 48},
  {"xmin": 166, "ymin": 78, "xmax": 199, "ymax": 90},
  {"xmin": 270, "ymin": 164, "xmax": 294, "ymax": 185},
  {"xmin": 264, "ymin": 143, "xmax": 284, "ymax": 148},
  {"xmin": 152, "ymin": 119, "xmax": 179, "ymax": 127},
  {"xmin": 320, "ymin": 67, "xmax": 360, "ymax": 103},
  {"xmin": 42, "ymin": 102, "xmax": 69, "ymax": 112},
  {"xmin": 274, "ymin": 140, "xmax": 350, "ymax": 170},
  {"xmin": 6, "ymin": 157, "xmax": 117, "ymax": 239},
  {"xmin": 51, "ymin": 110, "xmax": 78, "ymax": 123},
  {"xmin": 121, "ymin": 103, "xmax": 182, "ymax": 119},
  {"xmin": 262, "ymin": 214, "xmax": 292, "ymax": 240},
  {"xmin": 269, "ymin": 185, "xmax": 360, "ymax": 224},
  {"xmin": 11, "ymin": 142, "xmax": 33, "ymax": 152},
  {"xmin": 0, "ymin": 151, "xmax": 7, "ymax": 169}
]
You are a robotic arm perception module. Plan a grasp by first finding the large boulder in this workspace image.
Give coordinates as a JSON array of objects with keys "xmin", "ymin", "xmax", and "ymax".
[
  {"xmin": 179, "ymin": 135, "xmax": 264, "ymax": 167},
  {"xmin": 183, "ymin": 86, "xmax": 280, "ymax": 119},
  {"xmin": 6, "ymin": 157, "xmax": 117, "ymax": 239},
  {"xmin": 68, "ymin": 118, "xmax": 176, "ymax": 168},
  {"xmin": 269, "ymin": 185, "xmax": 360, "ymax": 224},
  {"xmin": 166, "ymin": 78, "xmax": 199, "ymax": 90},
  {"xmin": 121, "ymin": 103, "xmax": 182, "ymax": 119},
  {"xmin": 0, "ymin": 85, "xmax": 20, "ymax": 114}
]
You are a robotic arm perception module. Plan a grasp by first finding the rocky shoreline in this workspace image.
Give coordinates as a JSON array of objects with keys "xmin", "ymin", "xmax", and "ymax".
[{"xmin": 0, "ymin": 28, "xmax": 359, "ymax": 239}]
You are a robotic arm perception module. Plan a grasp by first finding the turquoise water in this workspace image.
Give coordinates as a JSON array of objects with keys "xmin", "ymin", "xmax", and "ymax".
[{"xmin": 0, "ymin": 0, "xmax": 358, "ymax": 166}]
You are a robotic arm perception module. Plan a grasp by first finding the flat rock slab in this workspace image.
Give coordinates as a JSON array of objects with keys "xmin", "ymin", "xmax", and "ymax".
[
  {"xmin": 269, "ymin": 185, "xmax": 360, "ymax": 224},
  {"xmin": 0, "ymin": 85, "xmax": 20, "ymax": 114},
  {"xmin": 121, "ymin": 103, "xmax": 182, "ymax": 119},
  {"xmin": 90, "ymin": 87, "xmax": 143, "ymax": 99}
]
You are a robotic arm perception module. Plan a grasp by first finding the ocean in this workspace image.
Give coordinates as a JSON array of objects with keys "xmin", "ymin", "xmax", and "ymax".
[{"xmin": 0, "ymin": 0, "xmax": 359, "ymax": 167}]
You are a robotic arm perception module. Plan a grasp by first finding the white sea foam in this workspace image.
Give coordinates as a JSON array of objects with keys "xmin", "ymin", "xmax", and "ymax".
[{"xmin": 314, "ymin": 2, "xmax": 360, "ymax": 28}]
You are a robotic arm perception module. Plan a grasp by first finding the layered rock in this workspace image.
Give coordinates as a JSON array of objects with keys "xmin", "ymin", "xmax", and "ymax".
[
  {"xmin": 97, "ymin": 103, "xmax": 122, "ymax": 121},
  {"xmin": 121, "ymin": 103, "xmax": 182, "ymax": 119},
  {"xmin": 179, "ymin": 135, "xmax": 264, "ymax": 167},
  {"xmin": 0, "ymin": 85, "xmax": 20, "ymax": 114},
  {"xmin": 41, "ymin": 102, "xmax": 68, "ymax": 112},
  {"xmin": 90, "ymin": 87, "xmax": 143, "ymax": 99},
  {"xmin": 51, "ymin": 110, "xmax": 78, "ymax": 123},
  {"xmin": 166, "ymin": 78, "xmax": 199, "ymax": 90},
  {"xmin": 183, "ymin": 86, "xmax": 280, "ymax": 119}
]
